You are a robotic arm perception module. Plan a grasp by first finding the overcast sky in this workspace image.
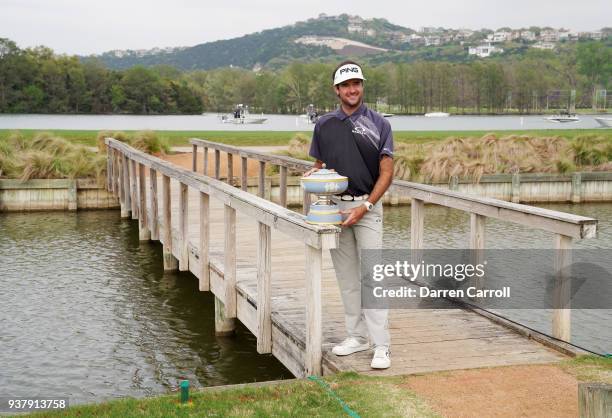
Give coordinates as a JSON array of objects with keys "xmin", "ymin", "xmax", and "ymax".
[{"xmin": 1, "ymin": 0, "xmax": 609, "ymax": 55}]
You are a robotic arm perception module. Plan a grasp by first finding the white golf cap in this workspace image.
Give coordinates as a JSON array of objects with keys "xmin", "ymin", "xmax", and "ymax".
[{"xmin": 333, "ymin": 63, "xmax": 366, "ymax": 86}]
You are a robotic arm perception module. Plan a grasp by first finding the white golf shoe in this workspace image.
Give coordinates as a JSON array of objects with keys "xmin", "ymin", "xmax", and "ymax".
[
  {"xmin": 331, "ymin": 337, "xmax": 370, "ymax": 356},
  {"xmin": 370, "ymin": 347, "xmax": 391, "ymax": 369}
]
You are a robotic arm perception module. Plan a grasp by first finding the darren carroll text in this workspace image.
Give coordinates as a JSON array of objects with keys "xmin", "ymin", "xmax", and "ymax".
[{"xmin": 373, "ymin": 286, "xmax": 511, "ymax": 299}]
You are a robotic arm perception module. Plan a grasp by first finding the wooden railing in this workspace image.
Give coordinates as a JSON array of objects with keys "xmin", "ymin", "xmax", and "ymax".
[
  {"xmin": 105, "ymin": 138, "xmax": 339, "ymax": 376},
  {"xmin": 189, "ymin": 138, "xmax": 598, "ymax": 343}
]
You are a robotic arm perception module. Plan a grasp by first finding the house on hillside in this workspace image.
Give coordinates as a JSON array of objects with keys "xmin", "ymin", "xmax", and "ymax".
[
  {"xmin": 531, "ymin": 42, "xmax": 555, "ymax": 50},
  {"xmin": 468, "ymin": 43, "xmax": 503, "ymax": 58}
]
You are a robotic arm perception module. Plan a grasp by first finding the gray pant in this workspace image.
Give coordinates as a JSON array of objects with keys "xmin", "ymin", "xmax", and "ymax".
[{"xmin": 329, "ymin": 197, "xmax": 390, "ymax": 349}]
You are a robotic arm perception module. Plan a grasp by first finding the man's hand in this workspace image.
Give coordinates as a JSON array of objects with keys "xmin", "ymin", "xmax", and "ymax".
[
  {"xmin": 341, "ymin": 205, "xmax": 367, "ymax": 227},
  {"xmin": 303, "ymin": 160, "xmax": 326, "ymax": 177},
  {"xmin": 303, "ymin": 167, "xmax": 319, "ymax": 177}
]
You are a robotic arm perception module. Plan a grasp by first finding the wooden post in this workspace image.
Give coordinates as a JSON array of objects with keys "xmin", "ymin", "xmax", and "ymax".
[
  {"xmin": 199, "ymin": 192, "xmax": 210, "ymax": 291},
  {"xmin": 178, "ymin": 182, "xmax": 189, "ymax": 271},
  {"xmin": 214, "ymin": 296, "xmax": 235, "ymax": 336},
  {"xmin": 138, "ymin": 163, "xmax": 150, "ymax": 241},
  {"xmin": 214, "ymin": 150, "xmax": 220, "ymax": 179},
  {"xmin": 224, "ymin": 204, "xmax": 237, "ymax": 319},
  {"xmin": 258, "ymin": 161, "xmax": 265, "ymax": 198},
  {"xmin": 469, "ymin": 213, "xmax": 486, "ymax": 295},
  {"xmin": 241, "ymin": 156, "xmax": 248, "ymax": 192},
  {"xmin": 130, "ymin": 159, "xmax": 138, "ymax": 219},
  {"xmin": 411, "ymin": 198, "xmax": 425, "ymax": 278},
  {"xmin": 191, "ymin": 144, "xmax": 198, "ymax": 172},
  {"xmin": 410, "ymin": 198, "xmax": 424, "ymax": 250},
  {"xmin": 203, "ymin": 147, "xmax": 208, "ymax": 176},
  {"xmin": 227, "ymin": 153, "xmax": 233, "ymax": 185},
  {"xmin": 67, "ymin": 180, "xmax": 77, "ymax": 211},
  {"xmin": 113, "ymin": 149, "xmax": 120, "ymax": 196},
  {"xmin": 572, "ymin": 172, "xmax": 582, "ymax": 203},
  {"xmin": 578, "ymin": 383, "xmax": 612, "ymax": 418},
  {"xmin": 450, "ymin": 175, "xmax": 459, "ymax": 191},
  {"xmin": 511, "ymin": 173, "xmax": 521, "ymax": 203},
  {"xmin": 106, "ymin": 148, "xmax": 112, "ymax": 192},
  {"xmin": 162, "ymin": 175, "xmax": 178, "ymax": 271},
  {"xmin": 279, "ymin": 166, "xmax": 287, "ymax": 207},
  {"xmin": 552, "ymin": 233, "xmax": 572, "ymax": 341},
  {"xmin": 303, "ymin": 191, "xmax": 311, "ymax": 215},
  {"xmin": 121, "ymin": 154, "xmax": 131, "ymax": 218},
  {"xmin": 149, "ymin": 167, "xmax": 159, "ymax": 241},
  {"xmin": 257, "ymin": 221, "xmax": 272, "ymax": 354},
  {"xmin": 305, "ymin": 243, "xmax": 323, "ymax": 376}
]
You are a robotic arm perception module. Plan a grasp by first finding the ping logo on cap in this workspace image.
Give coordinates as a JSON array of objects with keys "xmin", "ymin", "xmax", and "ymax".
[{"xmin": 333, "ymin": 63, "xmax": 366, "ymax": 85}]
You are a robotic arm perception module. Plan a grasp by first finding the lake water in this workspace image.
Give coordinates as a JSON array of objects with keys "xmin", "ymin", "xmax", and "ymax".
[
  {"xmin": 0, "ymin": 211, "xmax": 291, "ymax": 405},
  {"xmin": 0, "ymin": 113, "xmax": 609, "ymax": 131},
  {"xmin": 1, "ymin": 203, "xmax": 610, "ymax": 406},
  {"xmin": 383, "ymin": 202, "xmax": 612, "ymax": 356}
]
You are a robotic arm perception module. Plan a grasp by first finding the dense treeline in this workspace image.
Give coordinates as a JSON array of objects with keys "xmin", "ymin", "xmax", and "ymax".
[{"xmin": 0, "ymin": 38, "xmax": 609, "ymax": 115}]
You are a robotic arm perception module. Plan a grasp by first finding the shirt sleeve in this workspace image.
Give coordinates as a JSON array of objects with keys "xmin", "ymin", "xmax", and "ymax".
[
  {"xmin": 309, "ymin": 122, "xmax": 322, "ymax": 161},
  {"xmin": 379, "ymin": 119, "xmax": 393, "ymax": 158}
]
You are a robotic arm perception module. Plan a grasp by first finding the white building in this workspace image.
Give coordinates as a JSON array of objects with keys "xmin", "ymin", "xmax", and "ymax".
[
  {"xmin": 520, "ymin": 30, "xmax": 536, "ymax": 41},
  {"xmin": 468, "ymin": 43, "xmax": 504, "ymax": 58},
  {"xmin": 540, "ymin": 29, "xmax": 560, "ymax": 42},
  {"xmin": 531, "ymin": 42, "xmax": 555, "ymax": 50}
]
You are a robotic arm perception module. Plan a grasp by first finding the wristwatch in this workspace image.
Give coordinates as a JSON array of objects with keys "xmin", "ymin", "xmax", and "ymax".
[{"xmin": 362, "ymin": 201, "xmax": 374, "ymax": 211}]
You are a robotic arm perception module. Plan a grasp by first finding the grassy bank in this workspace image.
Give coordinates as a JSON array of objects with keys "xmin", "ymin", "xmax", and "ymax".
[
  {"xmin": 27, "ymin": 372, "xmax": 438, "ymax": 418},
  {"xmin": 25, "ymin": 356, "xmax": 611, "ymax": 417},
  {"xmin": 1, "ymin": 129, "xmax": 610, "ymax": 148}
]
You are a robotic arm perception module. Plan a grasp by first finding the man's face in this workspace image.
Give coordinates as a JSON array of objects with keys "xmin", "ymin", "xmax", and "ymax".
[{"xmin": 335, "ymin": 79, "xmax": 363, "ymax": 108}]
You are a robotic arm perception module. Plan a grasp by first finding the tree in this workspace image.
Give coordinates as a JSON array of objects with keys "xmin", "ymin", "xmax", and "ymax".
[{"xmin": 576, "ymin": 42, "xmax": 612, "ymax": 109}]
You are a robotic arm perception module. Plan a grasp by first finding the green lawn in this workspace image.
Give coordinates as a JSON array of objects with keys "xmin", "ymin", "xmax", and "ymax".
[
  {"xmin": 1, "ymin": 129, "xmax": 609, "ymax": 148},
  {"xmin": 27, "ymin": 372, "xmax": 439, "ymax": 418}
]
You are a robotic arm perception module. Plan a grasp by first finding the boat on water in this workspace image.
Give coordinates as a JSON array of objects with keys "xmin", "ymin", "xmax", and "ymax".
[
  {"xmin": 220, "ymin": 104, "xmax": 267, "ymax": 125},
  {"xmin": 424, "ymin": 112, "xmax": 450, "ymax": 117},
  {"xmin": 545, "ymin": 111, "xmax": 580, "ymax": 123},
  {"xmin": 594, "ymin": 117, "xmax": 612, "ymax": 128},
  {"xmin": 380, "ymin": 112, "xmax": 394, "ymax": 118}
]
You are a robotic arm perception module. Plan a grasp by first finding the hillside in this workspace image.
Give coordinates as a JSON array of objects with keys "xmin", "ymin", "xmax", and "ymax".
[
  {"xmin": 87, "ymin": 15, "xmax": 610, "ymax": 71},
  {"xmin": 91, "ymin": 14, "xmax": 412, "ymax": 70}
]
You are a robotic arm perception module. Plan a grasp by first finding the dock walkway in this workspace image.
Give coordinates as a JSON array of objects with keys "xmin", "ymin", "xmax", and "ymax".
[{"xmin": 105, "ymin": 138, "xmax": 598, "ymax": 377}]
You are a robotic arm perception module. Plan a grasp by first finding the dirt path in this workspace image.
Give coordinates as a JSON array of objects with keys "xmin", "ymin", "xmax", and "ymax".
[{"xmin": 402, "ymin": 364, "xmax": 579, "ymax": 418}]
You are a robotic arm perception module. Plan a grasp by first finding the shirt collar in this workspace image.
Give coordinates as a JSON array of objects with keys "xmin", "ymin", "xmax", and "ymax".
[{"xmin": 335, "ymin": 103, "xmax": 367, "ymax": 120}]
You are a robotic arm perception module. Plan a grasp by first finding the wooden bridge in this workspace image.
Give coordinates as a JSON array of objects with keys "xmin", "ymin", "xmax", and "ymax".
[{"xmin": 105, "ymin": 138, "xmax": 598, "ymax": 377}]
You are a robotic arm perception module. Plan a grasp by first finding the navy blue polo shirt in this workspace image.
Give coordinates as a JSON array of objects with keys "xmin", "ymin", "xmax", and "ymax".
[{"xmin": 309, "ymin": 104, "xmax": 393, "ymax": 196}]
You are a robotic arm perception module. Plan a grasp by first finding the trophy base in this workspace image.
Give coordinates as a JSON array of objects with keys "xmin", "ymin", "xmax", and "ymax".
[{"xmin": 305, "ymin": 203, "xmax": 342, "ymax": 225}]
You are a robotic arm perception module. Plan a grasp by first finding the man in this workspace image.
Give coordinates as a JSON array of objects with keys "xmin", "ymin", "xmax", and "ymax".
[{"xmin": 304, "ymin": 61, "xmax": 394, "ymax": 369}]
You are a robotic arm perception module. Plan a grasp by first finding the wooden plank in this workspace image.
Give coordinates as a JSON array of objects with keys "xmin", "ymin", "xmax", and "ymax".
[
  {"xmin": 122, "ymin": 154, "xmax": 131, "ymax": 218},
  {"xmin": 130, "ymin": 159, "xmax": 138, "ymax": 219},
  {"xmin": 178, "ymin": 182, "xmax": 189, "ymax": 271},
  {"xmin": 162, "ymin": 174, "xmax": 178, "ymax": 270},
  {"xmin": 203, "ymin": 147, "xmax": 208, "ymax": 176},
  {"xmin": 552, "ymin": 234, "xmax": 572, "ymax": 342},
  {"xmin": 257, "ymin": 221, "xmax": 272, "ymax": 354},
  {"xmin": 149, "ymin": 168, "xmax": 159, "ymax": 240},
  {"xmin": 410, "ymin": 198, "xmax": 424, "ymax": 250},
  {"xmin": 578, "ymin": 383, "xmax": 612, "ymax": 418},
  {"xmin": 241, "ymin": 156, "xmax": 248, "ymax": 192},
  {"xmin": 280, "ymin": 166, "xmax": 288, "ymax": 208},
  {"xmin": 305, "ymin": 243, "xmax": 322, "ymax": 376},
  {"xmin": 224, "ymin": 204, "xmax": 237, "ymax": 318},
  {"xmin": 214, "ymin": 296, "xmax": 235, "ymax": 336},
  {"xmin": 214, "ymin": 150, "xmax": 220, "ymax": 179},
  {"xmin": 199, "ymin": 191, "xmax": 210, "ymax": 291},
  {"xmin": 192, "ymin": 144, "xmax": 197, "ymax": 172},
  {"xmin": 394, "ymin": 179, "xmax": 597, "ymax": 239},
  {"xmin": 258, "ymin": 161, "xmax": 265, "ymax": 198},
  {"xmin": 138, "ymin": 163, "xmax": 150, "ymax": 240},
  {"xmin": 227, "ymin": 153, "xmax": 233, "ymax": 185}
]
